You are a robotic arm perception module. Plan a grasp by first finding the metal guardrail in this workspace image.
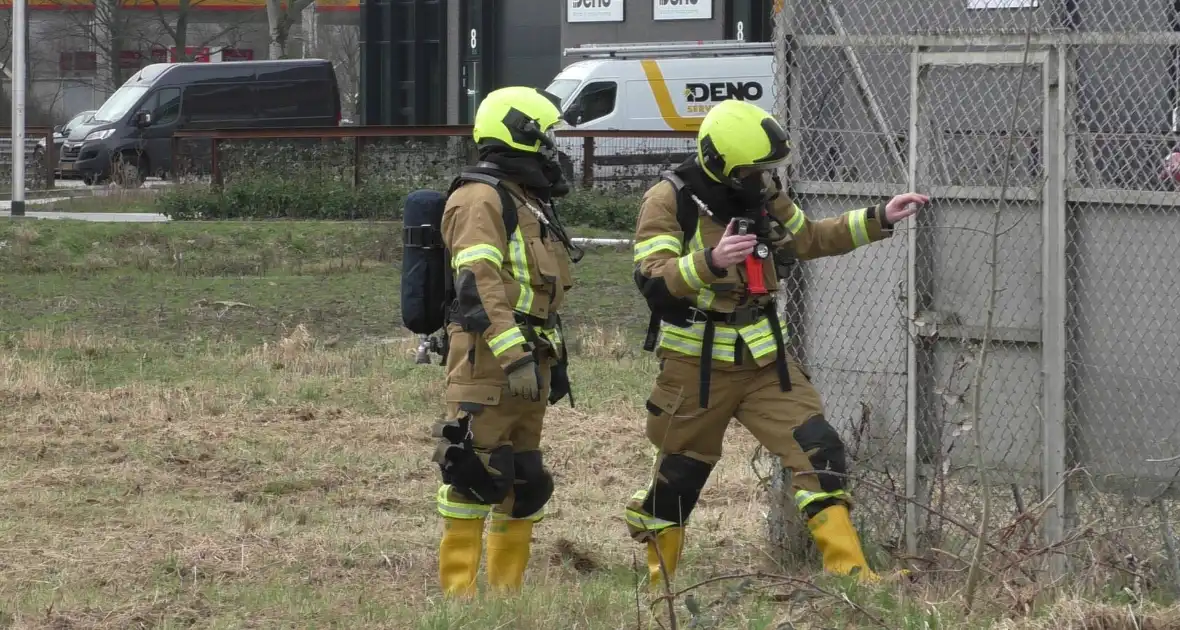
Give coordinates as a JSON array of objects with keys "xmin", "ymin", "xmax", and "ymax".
[{"xmin": 0, "ymin": 127, "xmax": 59, "ymax": 188}]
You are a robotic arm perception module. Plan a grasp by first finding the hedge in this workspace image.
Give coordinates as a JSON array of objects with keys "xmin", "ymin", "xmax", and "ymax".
[{"xmin": 156, "ymin": 175, "xmax": 645, "ymax": 231}]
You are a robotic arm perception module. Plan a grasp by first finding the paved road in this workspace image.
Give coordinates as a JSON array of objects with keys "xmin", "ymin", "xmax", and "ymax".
[
  {"xmin": 0, "ymin": 178, "xmax": 173, "ymax": 222},
  {"xmin": 0, "ymin": 209, "xmax": 170, "ymax": 222}
]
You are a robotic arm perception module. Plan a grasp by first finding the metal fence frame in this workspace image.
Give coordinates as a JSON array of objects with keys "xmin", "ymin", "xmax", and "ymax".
[
  {"xmin": 773, "ymin": 1, "xmax": 1180, "ymax": 576},
  {"xmin": 0, "ymin": 127, "xmax": 61, "ymax": 189},
  {"xmin": 169, "ymin": 126, "xmax": 699, "ymax": 190}
]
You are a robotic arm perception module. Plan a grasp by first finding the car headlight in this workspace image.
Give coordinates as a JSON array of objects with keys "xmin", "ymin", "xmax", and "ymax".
[{"xmin": 84, "ymin": 129, "xmax": 115, "ymax": 142}]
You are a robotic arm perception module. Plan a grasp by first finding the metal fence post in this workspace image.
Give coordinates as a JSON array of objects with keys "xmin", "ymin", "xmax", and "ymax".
[
  {"xmin": 1041, "ymin": 43, "xmax": 1070, "ymax": 580},
  {"xmin": 211, "ymin": 138, "xmax": 223, "ymax": 191},
  {"xmin": 904, "ymin": 45, "xmax": 924, "ymax": 559},
  {"xmin": 581, "ymin": 136, "xmax": 595, "ymax": 189},
  {"xmin": 354, "ymin": 135, "xmax": 364, "ymax": 188}
]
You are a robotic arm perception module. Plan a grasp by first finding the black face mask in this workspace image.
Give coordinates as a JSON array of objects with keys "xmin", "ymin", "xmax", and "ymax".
[
  {"xmin": 735, "ymin": 170, "xmax": 778, "ymax": 208},
  {"xmin": 538, "ymin": 145, "xmax": 571, "ymax": 198}
]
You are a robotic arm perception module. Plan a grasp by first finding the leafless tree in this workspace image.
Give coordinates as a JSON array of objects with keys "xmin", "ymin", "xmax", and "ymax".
[
  {"xmin": 44, "ymin": 0, "xmax": 144, "ymax": 92},
  {"xmin": 313, "ymin": 22, "xmax": 357, "ymax": 117},
  {"xmin": 145, "ymin": 0, "xmax": 250, "ymax": 62},
  {"xmin": 265, "ymin": 0, "xmax": 311, "ymax": 58},
  {"xmin": 1, "ymin": 12, "xmax": 73, "ymax": 123}
]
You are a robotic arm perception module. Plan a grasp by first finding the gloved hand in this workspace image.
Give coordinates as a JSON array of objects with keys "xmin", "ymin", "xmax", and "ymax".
[
  {"xmin": 505, "ymin": 355, "xmax": 541, "ymax": 402},
  {"xmin": 548, "ymin": 357, "xmax": 573, "ymax": 407}
]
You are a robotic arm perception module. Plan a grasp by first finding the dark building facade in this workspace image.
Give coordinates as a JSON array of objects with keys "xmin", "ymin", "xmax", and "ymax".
[
  {"xmin": 562, "ymin": 0, "xmax": 772, "ymax": 58},
  {"xmin": 457, "ymin": 0, "xmax": 563, "ymax": 123},
  {"xmin": 359, "ymin": 0, "xmax": 772, "ymax": 125}
]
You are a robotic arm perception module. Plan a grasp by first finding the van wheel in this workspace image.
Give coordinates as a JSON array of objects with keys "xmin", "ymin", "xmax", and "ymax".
[{"xmin": 113, "ymin": 152, "xmax": 146, "ymax": 188}]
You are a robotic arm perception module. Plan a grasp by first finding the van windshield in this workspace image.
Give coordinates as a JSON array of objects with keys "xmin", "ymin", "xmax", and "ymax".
[
  {"xmin": 544, "ymin": 79, "xmax": 580, "ymax": 107},
  {"xmin": 92, "ymin": 85, "xmax": 149, "ymax": 123}
]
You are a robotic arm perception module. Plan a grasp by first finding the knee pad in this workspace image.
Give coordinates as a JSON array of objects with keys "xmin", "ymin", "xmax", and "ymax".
[
  {"xmin": 510, "ymin": 450, "xmax": 554, "ymax": 519},
  {"xmin": 432, "ymin": 406, "xmax": 514, "ymax": 504},
  {"xmin": 792, "ymin": 415, "xmax": 847, "ymax": 495},
  {"xmin": 641, "ymin": 453, "xmax": 714, "ymax": 526}
]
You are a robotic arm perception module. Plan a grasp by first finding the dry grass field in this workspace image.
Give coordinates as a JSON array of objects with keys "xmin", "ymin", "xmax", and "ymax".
[{"xmin": 2, "ymin": 218, "xmax": 1179, "ymax": 629}]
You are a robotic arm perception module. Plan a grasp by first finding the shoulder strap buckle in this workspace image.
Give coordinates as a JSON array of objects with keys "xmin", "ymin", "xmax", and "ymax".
[{"xmin": 660, "ymin": 170, "xmax": 687, "ymax": 192}]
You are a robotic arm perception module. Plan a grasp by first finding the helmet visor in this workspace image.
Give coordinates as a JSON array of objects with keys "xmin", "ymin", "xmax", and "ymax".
[{"xmin": 748, "ymin": 117, "xmax": 791, "ymax": 170}]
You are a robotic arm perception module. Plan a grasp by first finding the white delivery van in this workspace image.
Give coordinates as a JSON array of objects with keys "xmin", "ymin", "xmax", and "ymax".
[{"xmin": 543, "ymin": 40, "xmax": 775, "ymax": 188}]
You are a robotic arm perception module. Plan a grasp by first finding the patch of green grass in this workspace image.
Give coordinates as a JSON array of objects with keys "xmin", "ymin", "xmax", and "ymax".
[
  {"xmin": 0, "ymin": 219, "xmax": 646, "ymax": 352},
  {"xmin": 6, "ymin": 219, "xmax": 1175, "ymax": 629},
  {"xmin": 37, "ymin": 189, "xmax": 161, "ymax": 213}
]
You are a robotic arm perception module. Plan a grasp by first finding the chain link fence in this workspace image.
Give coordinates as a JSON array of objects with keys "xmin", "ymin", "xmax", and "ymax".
[{"xmin": 768, "ymin": 0, "xmax": 1180, "ymax": 586}]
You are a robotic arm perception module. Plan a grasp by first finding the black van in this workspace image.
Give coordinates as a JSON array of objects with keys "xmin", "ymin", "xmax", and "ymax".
[{"xmin": 61, "ymin": 58, "xmax": 342, "ymax": 186}]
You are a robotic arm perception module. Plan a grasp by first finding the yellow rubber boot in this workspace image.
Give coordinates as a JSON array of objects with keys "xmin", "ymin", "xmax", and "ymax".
[
  {"xmin": 646, "ymin": 526, "xmax": 685, "ymax": 588},
  {"xmin": 806, "ymin": 504, "xmax": 880, "ymax": 583},
  {"xmin": 439, "ymin": 517, "xmax": 485, "ymax": 597},
  {"xmin": 485, "ymin": 518, "xmax": 535, "ymax": 592}
]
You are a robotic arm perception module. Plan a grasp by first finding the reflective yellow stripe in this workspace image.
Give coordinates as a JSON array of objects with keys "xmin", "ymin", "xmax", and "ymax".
[
  {"xmin": 697, "ymin": 288, "xmax": 716, "ymax": 309},
  {"xmin": 625, "ymin": 509, "xmax": 678, "ymax": 533},
  {"xmin": 785, "ymin": 204, "xmax": 807, "ymax": 234},
  {"xmin": 516, "ymin": 286, "xmax": 536, "ymax": 313},
  {"xmin": 681, "ymin": 220, "xmax": 717, "ymax": 307},
  {"xmin": 657, "ymin": 316, "xmax": 786, "ymax": 363},
  {"xmin": 634, "ymin": 234, "xmax": 683, "ymax": 262},
  {"xmin": 657, "ymin": 333, "xmax": 705, "ymax": 357},
  {"xmin": 624, "ymin": 489, "xmax": 678, "ymax": 532},
  {"xmin": 794, "ymin": 489, "xmax": 848, "ymax": 511},
  {"xmin": 491, "ymin": 509, "xmax": 545, "ymax": 523},
  {"xmin": 688, "ymin": 219, "xmax": 705, "ymax": 253},
  {"xmin": 676, "ymin": 254, "xmax": 706, "ymax": 290},
  {"xmin": 738, "ymin": 319, "xmax": 776, "ymax": 358},
  {"xmin": 507, "ymin": 227, "xmax": 535, "ymax": 313},
  {"xmin": 452, "ymin": 244, "xmax": 503, "ymax": 269},
  {"xmin": 662, "ymin": 322, "xmax": 741, "ymax": 344},
  {"xmin": 436, "ymin": 485, "xmax": 492, "ymax": 520},
  {"xmin": 658, "ymin": 333, "xmax": 737, "ymax": 361},
  {"xmin": 541, "ymin": 326, "xmax": 563, "ymax": 354},
  {"xmin": 849, "ymin": 208, "xmax": 871, "ymax": 247},
  {"xmin": 662, "ymin": 326, "xmax": 739, "ymax": 343},
  {"xmin": 746, "ymin": 336, "xmax": 778, "ymax": 359},
  {"xmin": 489, "ymin": 327, "xmax": 526, "ymax": 357}
]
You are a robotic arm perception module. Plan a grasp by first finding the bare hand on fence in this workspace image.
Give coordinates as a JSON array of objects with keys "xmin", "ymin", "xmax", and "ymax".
[
  {"xmin": 708, "ymin": 219, "xmax": 759, "ymax": 268},
  {"xmin": 884, "ymin": 192, "xmax": 930, "ymax": 225}
]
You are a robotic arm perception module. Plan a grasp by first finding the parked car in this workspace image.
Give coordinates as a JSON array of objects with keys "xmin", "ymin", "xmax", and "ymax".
[
  {"xmin": 61, "ymin": 58, "xmax": 343, "ymax": 186},
  {"xmin": 33, "ymin": 109, "xmax": 96, "ymax": 177}
]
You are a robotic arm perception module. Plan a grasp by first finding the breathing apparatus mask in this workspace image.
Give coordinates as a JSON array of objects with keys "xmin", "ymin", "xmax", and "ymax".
[
  {"xmin": 503, "ymin": 106, "xmax": 572, "ymax": 197},
  {"xmin": 536, "ymin": 125, "xmax": 571, "ymax": 197},
  {"xmin": 731, "ymin": 165, "xmax": 785, "ymax": 209}
]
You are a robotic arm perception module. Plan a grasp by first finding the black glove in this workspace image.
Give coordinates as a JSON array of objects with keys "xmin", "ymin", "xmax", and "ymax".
[{"xmin": 548, "ymin": 357, "xmax": 574, "ymax": 407}]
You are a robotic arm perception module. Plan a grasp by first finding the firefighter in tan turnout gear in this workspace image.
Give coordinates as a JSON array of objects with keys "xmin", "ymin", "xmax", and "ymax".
[
  {"xmin": 624, "ymin": 99, "xmax": 928, "ymax": 585},
  {"xmin": 431, "ymin": 86, "xmax": 581, "ymax": 597}
]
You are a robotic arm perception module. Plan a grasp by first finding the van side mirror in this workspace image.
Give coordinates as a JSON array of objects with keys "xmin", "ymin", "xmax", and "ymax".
[
  {"xmin": 133, "ymin": 110, "xmax": 153, "ymax": 128},
  {"xmin": 53, "ymin": 124, "xmax": 63, "ymax": 134}
]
